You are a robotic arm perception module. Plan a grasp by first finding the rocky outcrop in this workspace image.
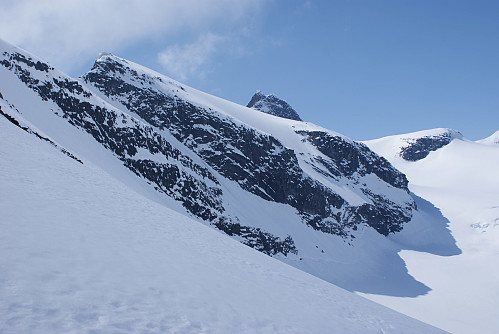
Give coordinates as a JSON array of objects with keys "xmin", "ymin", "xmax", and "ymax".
[
  {"xmin": 0, "ymin": 49, "xmax": 297, "ymax": 257},
  {"xmin": 83, "ymin": 55, "xmax": 414, "ymax": 238},
  {"xmin": 247, "ymin": 90, "xmax": 302, "ymax": 121},
  {"xmin": 400, "ymin": 131, "xmax": 461, "ymax": 161},
  {"xmin": 1, "ymin": 47, "xmax": 416, "ymax": 257},
  {"xmin": 296, "ymin": 130, "xmax": 413, "ymax": 235}
]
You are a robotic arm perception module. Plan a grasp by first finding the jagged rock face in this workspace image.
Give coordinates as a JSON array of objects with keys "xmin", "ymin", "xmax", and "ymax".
[
  {"xmin": 83, "ymin": 56, "xmax": 414, "ymax": 237},
  {"xmin": 299, "ymin": 131, "xmax": 409, "ymax": 189},
  {"xmin": 400, "ymin": 133, "xmax": 454, "ymax": 161},
  {"xmin": 83, "ymin": 58, "xmax": 353, "ymax": 235},
  {"xmin": 1, "ymin": 47, "xmax": 416, "ymax": 257},
  {"xmin": 247, "ymin": 91, "xmax": 302, "ymax": 121},
  {"xmin": 296, "ymin": 130, "xmax": 413, "ymax": 235},
  {"xmin": 1, "ymin": 50, "xmax": 224, "ymax": 220},
  {"xmin": 0, "ymin": 49, "xmax": 297, "ymax": 256}
]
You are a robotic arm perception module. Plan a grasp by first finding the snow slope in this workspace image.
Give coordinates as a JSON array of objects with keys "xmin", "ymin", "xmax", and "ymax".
[
  {"xmin": 364, "ymin": 130, "xmax": 499, "ymax": 334},
  {"xmin": 0, "ymin": 37, "xmax": 461, "ymax": 300},
  {"xmin": 0, "ymin": 110, "xmax": 448, "ymax": 333},
  {"xmin": 80, "ymin": 52, "xmax": 463, "ymax": 296},
  {"xmin": 477, "ymin": 129, "xmax": 499, "ymax": 145}
]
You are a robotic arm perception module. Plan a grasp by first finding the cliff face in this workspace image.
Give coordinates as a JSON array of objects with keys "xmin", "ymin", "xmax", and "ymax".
[
  {"xmin": 1, "ymin": 40, "xmax": 437, "ymax": 296},
  {"xmin": 83, "ymin": 54, "xmax": 414, "ymax": 239}
]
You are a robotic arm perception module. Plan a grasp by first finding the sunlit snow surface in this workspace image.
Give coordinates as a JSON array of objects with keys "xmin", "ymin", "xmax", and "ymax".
[
  {"xmin": 0, "ymin": 38, "xmax": 461, "ymax": 300},
  {"xmin": 0, "ymin": 38, "xmax": 463, "ymax": 332},
  {"xmin": 476, "ymin": 129, "xmax": 499, "ymax": 145},
  {"xmin": 364, "ymin": 130, "xmax": 499, "ymax": 334},
  {"xmin": 0, "ymin": 116, "xmax": 448, "ymax": 333}
]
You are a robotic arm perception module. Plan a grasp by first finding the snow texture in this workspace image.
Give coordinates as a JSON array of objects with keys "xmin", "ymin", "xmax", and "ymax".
[
  {"xmin": 0, "ymin": 37, "xmax": 454, "ymax": 299},
  {"xmin": 365, "ymin": 130, "xmax": 499, "ymax": 334},
  {"xmin": 0, "ymin": 111, "xmax": 447, "ymax": 333},
  {"xmin": 0, "ymin": 38, "xmax": 466, "ymax": 333},
  {"xmin": 476, "ymin": 129, "xmax": 499, "ymax": 145}
]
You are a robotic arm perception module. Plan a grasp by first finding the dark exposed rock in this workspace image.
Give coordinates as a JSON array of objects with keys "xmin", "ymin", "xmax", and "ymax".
[
  {"xmin": 296, "ymin": 130, "xmax": 413, "ymax": 235},
  {"xmin": 83, "ymin": 56, "xmax": 414, "ymax": 238},
  {"xmin": 213, "ymin": 218, "xmax": 297, "ymax": 256},
  {"xmin": 84, "ymin": 59, "xmax": 368, "ymax": 234},
  {"xmin": 1, "ymin": 51, "xmax": 52, "ymax": 72},
  {"xmin": 247, "ymin": 90, "xmax": 302, "ymax": 121},
  {"xmin": 1, "ymin": 48, "xmax": 417, "ymax": 256},
  {"xmin": 1, "ymin": 50, "xmax": 297, "ymax": 257},
  {"xmin": 0, "ymin": 105, "xmax": 83, "ymax": 164},
  {"xmin": 400, "ymin": 133, "xmax": 456, "ymax": 161},
  {"xmin": 297, "ymin": 131, "xmax": 409, "ymax": 190},
  {"xmin": 1, "ymin": 51, "xmax": 224, "ymax": 224}
]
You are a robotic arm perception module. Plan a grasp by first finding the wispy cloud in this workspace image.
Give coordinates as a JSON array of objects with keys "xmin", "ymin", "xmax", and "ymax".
[
  {"xmin": 157, "ymin": 34, "xmax": 225, "ymax": 81},
  {"xmin": 0, "ymin": 0, "xmax": 264, "ymax": 73}
]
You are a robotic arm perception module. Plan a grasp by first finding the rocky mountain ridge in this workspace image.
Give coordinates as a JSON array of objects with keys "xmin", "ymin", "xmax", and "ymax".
[
  {"xmin": 0, "ymin": 39, "xmax": 456, "ymax": 295},
  {"xmin": 83, "ymin": 53, "xmax": 415, "ymax": 237}
]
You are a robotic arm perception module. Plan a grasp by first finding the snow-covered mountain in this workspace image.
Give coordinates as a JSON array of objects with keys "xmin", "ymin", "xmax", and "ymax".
[
  {"xmin": 0, "ymin": 38, "xmax": 459, "ymax": 296},
  {"xmin": 0, "ymin": 38, "xmax": 462, "ymax": 332},
  {"xmin": 247, "ymin": 90, "xmax": 302, "ymax": 121},
  {"xmin": 364, "ymin": 129, "xmax": 499, "ymax": 334},
  {"xmin": 374, "ymin": 128, "xmax": 464, "ymax": 162},
  {"xmin": 82, "ymin": 55, "xmax": 416, "ymax": 239},
  {"xmin": 0, "ymin": 113, "xmax": 448, "ymax": 333}
]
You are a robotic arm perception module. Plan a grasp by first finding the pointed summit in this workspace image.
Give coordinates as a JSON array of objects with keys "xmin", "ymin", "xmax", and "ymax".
[{"xmin": 247, "ymin": 91, "xmax": 302, "ymax": 121}]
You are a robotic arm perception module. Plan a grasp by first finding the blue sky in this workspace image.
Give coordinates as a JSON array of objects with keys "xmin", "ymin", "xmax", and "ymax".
[{"xmin": 1, "ymin": 0, "xmax": 498, "ymax": 140}]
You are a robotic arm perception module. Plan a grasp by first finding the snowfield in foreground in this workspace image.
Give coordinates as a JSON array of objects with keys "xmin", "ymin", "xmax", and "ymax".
[
  {"xmin": 0, "ymin": 117, "xmax": 446, "ymax": 333},
  {"xmin": 364, "ymin": 129, "xmax": 499, "ymax": 334}
]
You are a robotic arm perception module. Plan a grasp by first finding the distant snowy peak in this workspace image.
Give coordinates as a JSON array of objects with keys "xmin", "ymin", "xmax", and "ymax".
[
  {"xmin": 365, "ymin": 128, "xmax": 464, "ymax": 162},
  {"xmin": 477, "ymin": 130, "xmax": 499, "ymax": 145},
  {"xmin": 399, "ymin": 129, "xmax": 463, "ymax": 161},
  {"xmin": 247, "ymin": 90, "xmax": 302, "ymax": 121}
]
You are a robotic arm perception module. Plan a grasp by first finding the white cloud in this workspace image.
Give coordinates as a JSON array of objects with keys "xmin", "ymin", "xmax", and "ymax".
[
  {"xmin": 157, "ymin": 34, "xmax": 225, "ymax": 81},
  {"xmin": 0, "ymin": 0, "xmax": 264, "ymax": 73}
]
